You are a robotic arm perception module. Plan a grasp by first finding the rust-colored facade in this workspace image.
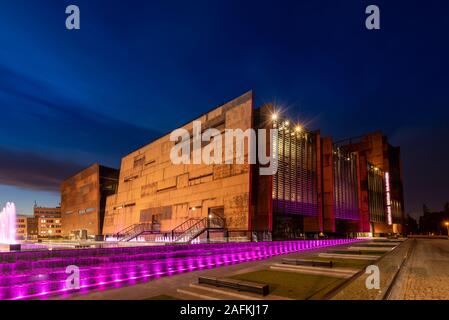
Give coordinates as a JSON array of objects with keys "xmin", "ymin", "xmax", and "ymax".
[
  {"xmin": 61, "ymin": 93, "xmax": 405, "ymax": 239},
  {"xmin": 336, "ymin": 132, "xmax": 405, "ymax": 236},
  {"xmin": 61, "ymin": 164, "xmax": 119, "ymax": 238},
  {"xmin": 102, "ymin": 93, "xmax": 253, "ymax": 236}
]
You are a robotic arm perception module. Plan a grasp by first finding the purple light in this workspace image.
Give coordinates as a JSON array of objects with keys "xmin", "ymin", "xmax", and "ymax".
[{"xmin": 0, "ymin": 239, "xmax": 362, "ymax": 300}]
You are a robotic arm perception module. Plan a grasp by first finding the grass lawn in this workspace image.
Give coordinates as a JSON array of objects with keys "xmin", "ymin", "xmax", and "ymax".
[
  {"xmin": 359, "ymin": 250, "xmax": 387, "ymax": 255},
  {"xmin": 311, "ymin": 257, "xmax": 371, "ymax": 269},
  {"xmin": 231, "ymin": 270, "xmax": 344, "ymax": 300},
  {"xmin": 144, "ymin": 294, "xmax": 179, "ymax": 300}
]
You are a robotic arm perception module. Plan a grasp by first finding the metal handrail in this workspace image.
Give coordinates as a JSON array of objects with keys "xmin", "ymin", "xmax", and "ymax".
[
  {"xmin": 115, "ymin": 223, "xmax": 139, "ymax": 237},
  {"xmin": 174, "ymin": 218, "xmax": 207, "ymax": 243},
  {"xmin": 171, "ymin": 218, "xmax": 202, "ymax": 237},
  {"xmin": 174, "ymin": 216, "xmax": 225, "ymax": 243},
  {"xmin": 117, "ymin": 222, "xmax": 154, "ymax": 241}
]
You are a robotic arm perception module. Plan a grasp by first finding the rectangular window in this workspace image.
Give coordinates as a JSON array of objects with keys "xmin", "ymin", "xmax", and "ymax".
[{"xmin": 133, "ymin": 156, "xmax": 145, "ymax": 168}]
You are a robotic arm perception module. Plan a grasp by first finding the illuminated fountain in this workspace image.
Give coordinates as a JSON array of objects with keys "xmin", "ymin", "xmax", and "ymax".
[
  {"xmin": 0, "ymin": 238, "xmax": 362, "ymax": 300},
  {"xmin": 0, "ymin": 202, "xmax": 20, "ymax": 251}
]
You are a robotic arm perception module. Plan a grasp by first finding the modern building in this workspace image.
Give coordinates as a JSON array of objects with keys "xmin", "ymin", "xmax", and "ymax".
[
  {"xmin": 335, "ymin": 132, "xmax": 406, "ymax": 236},
  {"xmin": 63, "ymin": 92, "xmax": 405, "ymax": 240},
  {"xmin": 99, "ymin": 92, "xmax": 405, "ymax": 240},
  {"xmin": 15, "ymin": 214, "xmax": 43, "ymax": 240},
  {"xmin": 61, "ymin": 163, "xmax": 119, "ymax": 239},
  {"xmin": 102, "ymin": 93, "xmax": 253, "ymax": 239},
  {"xmin": 34, "ymin": 206, "xmax": 62, "ymax": 239}
]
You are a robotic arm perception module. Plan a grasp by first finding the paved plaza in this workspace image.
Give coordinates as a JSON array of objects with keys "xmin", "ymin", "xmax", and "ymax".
[{"xmin": 389, "ymin": 239, "xmax": 449, "ymax": 300}]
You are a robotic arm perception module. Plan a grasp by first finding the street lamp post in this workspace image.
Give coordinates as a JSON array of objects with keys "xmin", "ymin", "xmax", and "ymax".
[{"xmin": 445, "ymin": 222, "xmax": 449, "ymax": 236}]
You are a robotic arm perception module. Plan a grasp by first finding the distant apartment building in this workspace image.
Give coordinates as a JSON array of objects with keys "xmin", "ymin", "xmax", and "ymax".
[
  {"xmin": 15, "ymin": 215, "xmax": 39, "ymax": 240},
  {"xmin": 61, "ymin": 163, "xmax": 119, "ymax": 239},
  {"xmin": 34, "ymin": 206, "xmax": 62, "ymax": 238},
  {"xmin": 15, "ymin": 215, "xmax": 28, "ymax": 240}
]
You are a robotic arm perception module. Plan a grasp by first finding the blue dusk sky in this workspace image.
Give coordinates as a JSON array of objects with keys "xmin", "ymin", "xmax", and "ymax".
[{"xmin": 0, "ymin": 0, "xmax": 448, "ymax": 218}]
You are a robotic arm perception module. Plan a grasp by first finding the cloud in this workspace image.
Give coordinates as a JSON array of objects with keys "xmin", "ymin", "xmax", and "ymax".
[
  {"xmin": 0, "ymin": 147, "xmax": 86, "ymax": 192},
  {"xmin": 0, "ymin": 64, "xmax": 160, "ymax": 162}
]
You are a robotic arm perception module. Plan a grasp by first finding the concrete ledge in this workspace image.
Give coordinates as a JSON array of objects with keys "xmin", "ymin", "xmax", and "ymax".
[
  {"xmin": 319, "ymin": 253, "xmax": 380, "ymax": 260},
  {"xmin": 270, "ymin": 263, "xmax": 358, "ymax": 278}
]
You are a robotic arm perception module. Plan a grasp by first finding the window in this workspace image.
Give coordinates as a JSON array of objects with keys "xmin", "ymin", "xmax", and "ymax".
[
  {"xmin": 124, "ymin": 203, "xmax": 136, "ymax": 208},
  {"xmin": 133, "ymin": 156, "xmax": 145, "ymax": 168}
]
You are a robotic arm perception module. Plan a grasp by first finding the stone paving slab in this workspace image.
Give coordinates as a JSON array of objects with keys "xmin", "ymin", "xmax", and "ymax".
[{"xmin": 389, "ymin": 239, "xmax": 449, "ymax": 300}]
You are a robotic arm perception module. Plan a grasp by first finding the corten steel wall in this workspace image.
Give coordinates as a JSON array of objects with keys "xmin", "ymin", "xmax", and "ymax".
[
  {"xmin": 355, "ymin": 153, "xmax": 371, "ymax": 233},
  {"xmin": 61, "ymin": 164, "xmax": 119, "ymax": 237},
  {"xmin": 303, "ymin": 131, "xmax": 322, "ymax": 233},
  {"xmin": 250, "ymin": 107, "xmax": 273, "ymax": 234},
  {"xmin": 102, "ymin": 92, "xmax": 254, "ymax": 235},
  {"xmin": 322, "ymin": 137, "xmax": 335, "ymax": 232}
]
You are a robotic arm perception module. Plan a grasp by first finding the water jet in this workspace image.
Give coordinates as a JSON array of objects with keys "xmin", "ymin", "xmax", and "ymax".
[{"xmin": 0, "ymin": 202, "xmax": 21, "ymax": 251}]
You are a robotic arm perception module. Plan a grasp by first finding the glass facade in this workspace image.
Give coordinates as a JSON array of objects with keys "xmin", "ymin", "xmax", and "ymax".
[
  {"xmin": 333, "ymin": 149, "xmax": 359, "ymax": 220},
  {"xmin": 367, "ymin": 164, "xmax": 386, "ymax": 223},
  {"xmin": 391, "ymin": 199, "xmax": 402, "ymax": 223},
  {"xmin": 272, "ymin": 120, "xmax": 319, "ymax": 217}
]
